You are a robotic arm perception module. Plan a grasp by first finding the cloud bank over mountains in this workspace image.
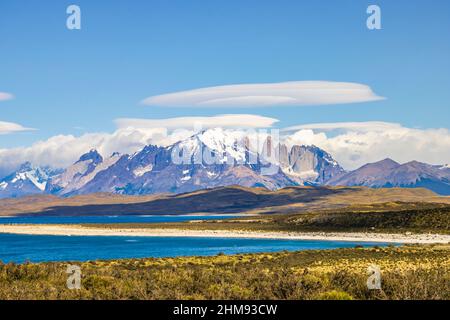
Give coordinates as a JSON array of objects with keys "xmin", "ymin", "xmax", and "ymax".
[
  {"xmin": 0, "ymin": 115, "xmax": 449, "ymax": 176},
  {"xmin": 141, "ymin": 81, "xmax": 384, "ymax": 108},
  {"xmin": 116, "ymin": 114, "xmax": 279, "ymax": 129},
  {"xmin": 284, "ymin": 122, "xmax": 450, "ymax": 170}
]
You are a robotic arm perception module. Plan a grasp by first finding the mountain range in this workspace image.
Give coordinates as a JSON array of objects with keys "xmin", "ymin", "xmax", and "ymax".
[
  {"xmin": 1, "ymin": 129, "xmax": 449, "ymax": 198},
  {"xmin": 0, "ymin": 162, "xmax": 61, "ymax": 199},
  {"xmin": 327, "ymin": 158, "xmax": 450, "ymax": 195}
]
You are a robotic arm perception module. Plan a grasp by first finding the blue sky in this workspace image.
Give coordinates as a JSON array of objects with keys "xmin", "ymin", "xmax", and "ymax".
[{"xmin": 0, "ymin": 0, "xmax": 449, "ymax": 171}]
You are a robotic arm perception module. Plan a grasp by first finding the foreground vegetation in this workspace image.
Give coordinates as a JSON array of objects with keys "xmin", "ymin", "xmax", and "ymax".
[{"xmin": 0, "ymin": 244, "xmax": 449, "ymax": 300}]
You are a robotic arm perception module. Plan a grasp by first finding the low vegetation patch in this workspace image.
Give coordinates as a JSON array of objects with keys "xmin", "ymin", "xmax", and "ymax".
[
  {"xmin": 86, "ymin": 203, "xmax": 450, "ymax": 234},
  {"xmin": 0, "ymin": 244, "xmax": 449, "ymax": 300}
]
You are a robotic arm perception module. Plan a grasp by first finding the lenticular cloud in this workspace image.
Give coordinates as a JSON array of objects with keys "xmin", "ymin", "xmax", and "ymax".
[
  {"xmin": 141, "ymin": 81, "xmax": 385, "ymax": 108},
  {"xmin": 0, "ymin": 92, "xmax": 14, "ymax": 101},
  {"xmin": 0, "ymin": 121, "xmax": 33, "ymax": 135}
]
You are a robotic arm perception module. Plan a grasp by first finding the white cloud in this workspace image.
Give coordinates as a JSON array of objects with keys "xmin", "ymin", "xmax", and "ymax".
[
  {"xmin": 283, "ymin": 121, "xmax": 402, "ymax": 132},
  {"xmin": 141, "ymin": 81, "xmax": 385, "ymax": 108},
  {"xmin": 0, "ymin": 114, "xmax": 278, "ymax": 175},
  {"xmin": 0, "ymin": 121, "xmax": 34, "ymax": 135},
  {"xmin": 0, "ymin": 92, "xmax": 14, "ymax": 101},
  {"xmin": 0, "ymin": 128, "xmax": 175, "ymax": 176},
  {"xmin": 116, "ymin": 114, "xmax": 278, "ymax": 129},
  {"xmin": 1, "ymin": 117, "xmax": 449, "ymax": 177},
  {"xmin": 284, "ymin": 122, "xmax": 450, "ymax": 170},
  {"xmin": 1, "ymin": 114, "xmax": 275, "ymax": 175}
]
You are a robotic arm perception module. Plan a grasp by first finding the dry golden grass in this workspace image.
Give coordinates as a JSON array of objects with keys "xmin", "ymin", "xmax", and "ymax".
[{"xmin": 0, "ymin": 244, "xmax": 448, "ymax": 300}]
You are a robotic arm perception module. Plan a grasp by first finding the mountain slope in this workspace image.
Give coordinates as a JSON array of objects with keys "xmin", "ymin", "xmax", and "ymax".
[
  {"xmin": 0, "ymin": 162, "xmax": 60, "ymax": 198},
  {"xmin": 327, "ymin": 158, "xmax": 450, "ymax": 195},
  {"xmin": 46, "ymin": 150, "xmax": 121, "ymax": 195}
]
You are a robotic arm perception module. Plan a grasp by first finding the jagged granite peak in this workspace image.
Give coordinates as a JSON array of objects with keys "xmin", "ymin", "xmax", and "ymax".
[
  {"xmin": 0, "ymin": 162, "xmax": 60, "ymax": 198},
  {"xmin": 278, "ymin": 144, "xmax": 345, "ymax": 184},
  {"xmin": 18, "ymin": 161, "xmax": 33, "ymax": 171},
  {"xmin": 76, "ymin": 149, "xmax": 103, "ymax": 164},
  {"xmin": 46, "ymin": 150, "xmax": 121, "ymax": 195}
]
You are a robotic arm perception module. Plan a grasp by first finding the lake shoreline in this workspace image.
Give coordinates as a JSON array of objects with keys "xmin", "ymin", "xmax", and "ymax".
[{"xmin": 0, "ymin": 224, "xmax": 449, "ymax": 244}]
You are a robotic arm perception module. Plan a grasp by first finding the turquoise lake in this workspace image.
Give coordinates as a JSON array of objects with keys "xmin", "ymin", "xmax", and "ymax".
[
  {"xmin": 0, "ymin": 233, "xmax": 388, "ymax": 263},
  {"xmin": 0, "ymin": 215, "xmax": 390, "ymax": 263}
]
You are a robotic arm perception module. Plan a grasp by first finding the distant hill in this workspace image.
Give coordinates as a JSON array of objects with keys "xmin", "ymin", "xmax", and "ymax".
[
  {"xmin": 327, "ymin": 158, "xmax": 450, "ymax": 195},
  {"xmin": 0, "ymin": 185, "xmax": 448, "ymax": 217}
]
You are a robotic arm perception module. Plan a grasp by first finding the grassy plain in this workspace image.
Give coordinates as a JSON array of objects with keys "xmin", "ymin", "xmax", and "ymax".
[
  {"xmin": 1, "ymin": 186, "xmax": 449, "ymax": 300},
  {"xmin": 0, "ymin": 244, "xmax": 449, "ymax": 300}
]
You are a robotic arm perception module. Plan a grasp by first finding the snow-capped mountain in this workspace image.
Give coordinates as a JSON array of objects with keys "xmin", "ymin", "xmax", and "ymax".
[
  {"xmin": 46, "ymin": 150, "xmax": 122, "ymax": 196},
  {"xmin": 327, "ymin": 158, "xmax": 450, "ymax": 195},
  {"xmin": 0, "ymin": 162, "xmax": 61, "ymax": 198},
  {"xmin": 5, "ymin": 129, "xmax": 448, "ymax": 198},
  {"xmin": 58, "ymin": 129, "xmax": 344, "ymax": 195}
]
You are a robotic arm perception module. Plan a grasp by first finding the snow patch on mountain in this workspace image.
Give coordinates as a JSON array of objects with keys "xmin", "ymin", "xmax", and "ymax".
[
  {"xmin": 198, "ymin": 128, "xmax": 248, "ymax": 163},
  {"xmin": 172, "ymin": 128, "xmax": 257, "ymax": 166},
  {"xmin": 206, "ymin": 171, "xmax": 217, "ymax": 178},
  {"xmin": 133, "ymin": 164, "xmax": 153, "ymax": 177},
  {"xmin": 17, "ymin": 172, "xmax": 46, "ymax": 191},
  {"xmin": 9, "ymin": 163, "xmax": 51, "ymax": 191},
  {"xmin": 283, "ymin": 168, "xmax": 319, "ymax": 180},
  {"xmin": 181, "ymin": 175, "xmax": 191, "ymax": 182}
]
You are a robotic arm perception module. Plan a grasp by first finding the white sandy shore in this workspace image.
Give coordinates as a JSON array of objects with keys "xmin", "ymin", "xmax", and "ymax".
[{"xmin": 0, "ymin": 224, "xmax": 449, "ymax": 244}]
